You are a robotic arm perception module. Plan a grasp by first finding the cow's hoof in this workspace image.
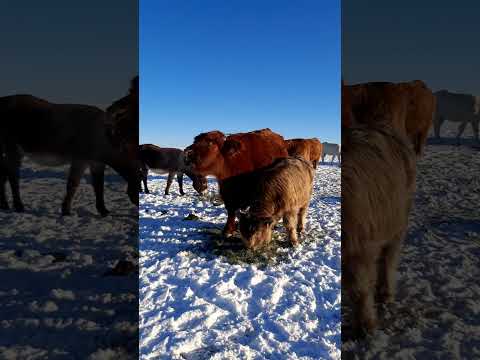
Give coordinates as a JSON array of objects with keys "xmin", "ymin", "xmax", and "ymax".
[
  {"xmin": 222, "ymin": 231, "xmax": 234, "ymax": 238},
  {"xmin": 145, "ymin": 190, "xmax": 150, "ymax": 194},
  {"xmin": 61, "ymin": 209, "xmax": 71, "ymax": 216},
  {"xmin": 14, "ymin": 203, "xmax": 24, "ymax": 213},
  {"xmin": 98, "ymin": 209, "xmax": 110, "ymax": 217},
  {"xmin": 179, "ymin": 192, "xmax": 185, "ymax": 196},
  {"xmin": 0, "ymin": 202, "xmax": 9, "ymax": 210}
]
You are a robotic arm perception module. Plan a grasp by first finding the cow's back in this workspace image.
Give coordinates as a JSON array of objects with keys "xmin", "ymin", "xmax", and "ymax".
[
  {"xmin": 223, "ymin": 130, "xmax": 287, "ymax": 177},
  {"xmin": 139, "ymin": 145, "xmax": 184, "ymax": 172},
  {"xmin": 0, "ymin": 95, "xmax": 107, "ymax": 157},
  {"xmin": 435, "ymin": 90, "xmax": 476, "ymax": 117}
]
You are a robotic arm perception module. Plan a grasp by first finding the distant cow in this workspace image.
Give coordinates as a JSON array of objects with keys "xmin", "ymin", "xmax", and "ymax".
[
  {"xmin": 434, "ymin": 90, "xmax": 480, "ymax": 142},
  {"xmin": 322, "ymin": 142, "xmax": 341, "ymax": 164},
  {"xmin": 285, "ymin": 138, "xmax": 322, "ymax": 168},
  {"xmin": 139, "ymin": 144, "xmax": 207, "ymax": 195},
  {"xmin": 237, "ymin": 156, "xmax": 314, "ymax": 250},
  {"xmin": 184, "ymin": 128, "xmax": 288, "ymax": 236},
  {"xmin": 348, "ymin": 80, "xmax": 436, "ymax": 156}
]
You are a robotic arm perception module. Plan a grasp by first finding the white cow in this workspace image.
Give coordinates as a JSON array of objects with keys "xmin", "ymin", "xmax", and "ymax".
[{"xmin": 322, "ymin": 142, "xmax": 341, "ymax": 164}]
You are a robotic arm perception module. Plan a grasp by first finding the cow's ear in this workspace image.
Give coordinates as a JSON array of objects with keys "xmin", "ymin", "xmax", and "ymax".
[{"xmin": 222, "ymin": 139, "xmax": 244, "ymax": 157}]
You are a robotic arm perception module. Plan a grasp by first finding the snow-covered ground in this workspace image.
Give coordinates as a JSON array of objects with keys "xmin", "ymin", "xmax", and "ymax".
[
  {"xmin": 140, "ymin": 164, "xmax": 341, "ymax": 360},
  {"xmin": 342, "ymin": 122, "xmax": 480, "ymax": 358},
  {"xmin": 0, "ymin": 160, "xmax": 138, "ymax": 359}
]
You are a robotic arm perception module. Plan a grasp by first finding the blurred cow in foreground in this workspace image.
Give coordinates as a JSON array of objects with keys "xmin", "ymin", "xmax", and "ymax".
[
  {"xmin": 342, "ymin": 80, "xmax": 435, "ymax": 335},
  {"xmin": 237, "ymin": 156, "xmax": 314, "ymax": 250},
  {"xmin": 139, "ymin": 144, "xmax": 207, "ymax": 195},
  {"xmin": 285, "ymin": 138, "xmax": 322, "ymax": 168},
  {"xmin": 434, "ymin": 89, "xmax": 480, "ymax": 142},
  {"xmin": 184, "ymin": 128, "xmax": 288, "ymax": 237}
]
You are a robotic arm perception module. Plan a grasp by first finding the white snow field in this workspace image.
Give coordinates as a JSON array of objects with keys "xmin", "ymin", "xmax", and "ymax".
[
  {"xmin": 342, "ymin": 122, "xmax": 480, "ymax": 359},
  {"xmin": 140, "ymin": 165, "xmax": 341, "ymax": 360},
  {"xmin": 0, "ymin": 160, "xmax": 138, "ymax": 359}
]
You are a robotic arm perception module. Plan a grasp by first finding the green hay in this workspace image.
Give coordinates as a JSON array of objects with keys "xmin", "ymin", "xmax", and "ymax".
[{"xmin": 199, "ymin": 227, "xmax": 292, "ymax": 267}]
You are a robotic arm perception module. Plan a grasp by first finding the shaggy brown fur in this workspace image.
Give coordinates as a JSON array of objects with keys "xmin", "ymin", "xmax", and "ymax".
[
  {"xmin": 342, "ymin": 123, "xmax": 417, "ymax": 335},
  {"xmin": 184, "ymin": 128, "xmax": 288, "ymax": 236},
  {"xmin": 236, "ymin": 157, "xmax": 315, "ymax": 250},
  {"xmin": 285, "ymin": 138, "xmax": 323, "ymax": 168}
]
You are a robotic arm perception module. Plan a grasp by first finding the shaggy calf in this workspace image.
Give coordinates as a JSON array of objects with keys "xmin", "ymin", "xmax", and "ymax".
[
  {"xmin": 234, "ymin": 157, "xmax": 315, "ymax": 250},
  {"xmin": 342, "ymin": 124, "xmax": 417, "ymax": 335}
]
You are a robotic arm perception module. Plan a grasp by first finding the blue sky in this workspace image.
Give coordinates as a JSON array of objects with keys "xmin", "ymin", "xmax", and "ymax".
[
  {"xmin": 140, "ymin": 0, "xmax": 340, "ymax": 147},
  {"xmin": 0, "ymin": 0, "xmax": 137, "ymax": 109}
]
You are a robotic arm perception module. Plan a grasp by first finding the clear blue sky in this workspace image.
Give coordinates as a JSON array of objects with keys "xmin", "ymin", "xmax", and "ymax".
[{"xmin": 140, "ymin": 0, "xmax": 340, "ymax": 148}]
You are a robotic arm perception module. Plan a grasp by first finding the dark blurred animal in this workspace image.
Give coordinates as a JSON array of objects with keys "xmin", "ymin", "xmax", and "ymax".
[
  {"xmin": 237, "ymin": 157, "xmax": 314, "ymax": 250},
  {"xmin": 184, "ymin": 128, "xmax": 288, "ymax": 236},
  {"xmin": 139, "ymin": 144, "xmax": 207, "ymax": 195},
  {"xmin": 285, "ymin": 138, "xmax": 323, "ymax": 168},
  {"xmin": 0, "ymin": 91, "xmax": 139, "ymax": 215}
]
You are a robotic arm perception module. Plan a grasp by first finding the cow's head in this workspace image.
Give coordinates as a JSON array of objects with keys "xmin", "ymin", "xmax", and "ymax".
[
  {"xmin": 187, "ymin": 172, "xmax": 208, "ymax": 195},
  {"xmin": 183, "ymin": 131, "xmax": 226, "ymax": 176},
  {"xmin": 239, "ymin": 212, "xmax": 274, "ymax": 251}
]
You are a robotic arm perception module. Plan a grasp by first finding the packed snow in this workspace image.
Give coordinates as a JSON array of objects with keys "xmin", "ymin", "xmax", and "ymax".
[
  {"xmin": 140, "ymin": 164, "xmax": 341, "ymax": 359},
  {"xmin": 0, "ymin": 160, "xmax": 138, "ymax": 359},
  {"xmin": 342, "ymin": 122, "xmax": 480, "ymax": 358}
]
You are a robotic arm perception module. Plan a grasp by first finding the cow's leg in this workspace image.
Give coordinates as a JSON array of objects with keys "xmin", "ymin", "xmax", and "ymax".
[
  {"xmin": 349, "ymin": 257, "xmax": 378, "ymax": 335},
  {"xmin": 434, "ymin": 115, "xmax": 444, "ymax": 139},
  {"xmin": 142, "ymin": 169, "xmax": 149, "ymax": 194},
  {"xmin": 322, "ymin": 154, "xmax": 325, "ymax": 164},
  {"xmin": 377, "ymin": 239, "xmax": 403, "ymax": 304},
  {"xmin": 296, "ymin": 206, "xmax": 308, "ymax": 236},
  {"xmin": 177, "ymin": 172, "xmax": 185, "ymax": 195},
  {"xmin": 7, "ymin": 155, "xmax": 24, "ymax": 213},
  {"xmin": 62, "ymin": 160, "xmax": 88, "ymax": 216},
  {"xmin": 283, "ymin": 212, "xmax": 299, "ymax": 247},
  {"xmin": 471, "ymin": 118, "xmax": 479, "ymax": 142},
  {"xmin": 0, "ymin": 174, "xmax": 9, "ymax": 210},
  {"xmin": 165, "ymin": 172, "xmax": 175, "ymax": 195},
  {"xmin": 222, "ymin": 208, "xmax": 237, "ymax": 238},
  {"xmin": 456, "ymin": 119, "xmax": 468, "ymax": 143},
  {"xmin": 90, "ymin": 162, "xmax": 109, "ymax": 217},
  {"xmin": 312, "ymin": 160, "xmax": 318, "ymax": 169}
]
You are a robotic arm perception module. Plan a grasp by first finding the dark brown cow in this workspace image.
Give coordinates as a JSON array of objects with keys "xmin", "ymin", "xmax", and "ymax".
[
  {"xmin": 139, "ymin": 144, "xmax": 207, "ymax": 195},
  {"xmin": 285, "ymin": 138, "xmax": 323, "ymax": 168},
  {"xmin": 184, "ymin": 128, "xmax": 288, "ymax": 236},
  {"xmin": 0, "ymin": 93, "xmax": 138, "ymax": 215},
  {"xmin": 238, "ymin": 156, "xmax": 315, "ymax": 250}
]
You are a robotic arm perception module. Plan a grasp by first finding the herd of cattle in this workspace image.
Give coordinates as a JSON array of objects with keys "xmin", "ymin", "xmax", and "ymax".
[
  {"xmin": 139, "ymin": 131, "xmax": 339, "ymax": 249},
  {"xmin": 1, "ymin": 76, "xmax": 478, "ymax": 336}
]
